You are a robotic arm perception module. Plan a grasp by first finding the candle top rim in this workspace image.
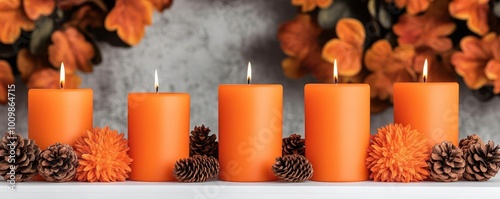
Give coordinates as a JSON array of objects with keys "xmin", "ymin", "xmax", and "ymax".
[
  {"xmin": 305, "ymin": 83, "xmax": 368, "ymax": 86},
  {"xmin": 128, "ymin": 92, "xmax": 189, "ymax": 95},
  {"xmin": 219, "ymin": 84, "xmax": 282, "ymax": 87},
  {"xmin": 394, "ymin": 82, "xmax": 458, "ymax": 85},
  {"xmin": 29, "ymin": 88, "xmax": 92, "ymax": 92}
]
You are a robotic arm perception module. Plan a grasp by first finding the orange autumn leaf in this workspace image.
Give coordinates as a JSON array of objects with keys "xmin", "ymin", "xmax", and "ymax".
[
  {"xmin": 365, "ymin": 40, "xmax": 415, "ymax": 73},
  {"xmin": 412, "ymin": 48, "xmax": 457, "ymax": 82},
  {"xmin": 449, "ymin": 0, "xmax": 489, "ymax": 36},
  {"xmin": 69, "ymin": 5, "xmax": 105, "ymax": 29},
  {"xmin": 393, "ymin": 13, "xmax": 456, "ymax": 52},
  {"xmin": 0, "ymin": 0, "xmax": 34, "ymax": 44},
  {"xmin": 48, "ymin": 27, "xmax": 95, "ymax": 73},
  {"xmin": 0, "ymin": 60, "xmax": 15, "ymax": 104},
  {"xmin": 26, "ymin": 68, "xmax": 81, "ymax": 89},
  {"xmin": 291, "ymin": 0, "xmax": 333, "ymax": 12},
  {"xmin": 365, "ymin": 72, "xmax": 394, "ymax": 100},
  {"xmin": 148, "ymin": 0, "xmax": 173, "ymax": 12},
  {"xmin": 278, "ymin": 14, "xmax": 321, "ymax": 60},
  {"xmin": 484, "ymin": 34, "xmax": 500, "ymax": 93},
  {"xmin": 485, "ymin": 60, "xmax": 500, "ymax": 93},
  {"xmin": 322, "ymin": 18, "xmax": 365, "ymax": 76},
  {"xmin": 17, "ymin": 48, "xmax": 36, "ymax": 81},
  {"xmin": 105, "ymin": 0, "xmax": 154, "ymax": 46},
  {"xmin": 451, "ymin": 33, "xmax": 496, "ymax": 90},
  {"xmin": 387, "ymin": 0, "xmax": 431, "ymax": 15},
  {"xmin": 282, "ymin": 57, "xmax": 309, "ymax": 79},
  {"xmin": 364, "ymin": 40, "xmax": 416, "ymax": 101},
  {"xmin": 23, "ymin": 0, "xmax": 55, "ymax": 20}
]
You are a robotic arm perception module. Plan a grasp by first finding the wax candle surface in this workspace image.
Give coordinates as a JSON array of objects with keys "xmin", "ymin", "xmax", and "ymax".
[
  {"xmin": 128, "ymin": 93, "xmax": 190, "ymax": 181},
  {"xmin": 218, "ymin": 85, "xmax": 282, "ymax": 182},
  {"xmin": 28, "ymin": 89, "xmax": 93, "ymax": 150},
  {"xmin": 305, "ymin": 84, "xmax": 370, "ymax": 182},
  {"xmin": 394, "ymin": 83, "xmax": 459, "ymax": 148}
]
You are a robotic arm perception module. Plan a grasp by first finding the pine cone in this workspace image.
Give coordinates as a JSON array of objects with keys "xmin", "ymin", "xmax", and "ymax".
[
  {"xmin": 272, "ymin": 154, "xmax": 313, "ymax": 182},
  {"xmin": 427, "ymin": 141, "xmax": 465, "ymax": 182},
  {"xmin": 282, "ymin": 134, "xmax": 305, "ymax": 156},
  {"xmin": 0, "ymin": 133, "xmax": 40, "ymax": 182},
  {"xmin": 173, "ymin": 155, "xmax": 219, "ymax": 182},
  {"xmin": 190, "ymin": 125, "xmax": 218, "ymax": 159},
  {"xmin": 463, "ymin": 141, "xmax": 500, "ymax": 181},
  {"xmin": 38, "ymin": 143, "xmax": 78, "ymax": 182},
  {"xmin": 459, "ymin": 134, "xmax": 484, "ymax": 151}
]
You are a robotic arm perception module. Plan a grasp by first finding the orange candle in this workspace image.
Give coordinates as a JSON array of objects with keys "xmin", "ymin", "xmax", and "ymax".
[
  {"xmin": 218, "ymin": 62, "xmax": 282, "ymax": 182},
  {"xmin": 305, "ymin": 60, "xmax": 370, "ymax": 182},
  {"xmin": 28, "ymin": 63, "xmax": 93, "ymax": 150},
  {"xmin": 394, "ymin": 59, "xmax": 459, "ymax": 148},
  {"xmin": 128, "ymin": 70, "xmax": 190, "ymax": 181}
]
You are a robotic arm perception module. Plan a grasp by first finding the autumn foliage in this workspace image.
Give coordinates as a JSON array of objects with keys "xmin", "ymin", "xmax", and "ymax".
[
  {"xmin": 279, "ymin": 0, "xmax": 500, "ymax": 112},
  {"xmin": 0, "ymin": 0, "xmax": 173, "ymax": 103}
]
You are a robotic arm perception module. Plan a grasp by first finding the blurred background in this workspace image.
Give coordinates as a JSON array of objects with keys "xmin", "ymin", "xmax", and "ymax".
[{"xmin": 0, "ymin": 0, "xmax": 499, "ymax": 143}]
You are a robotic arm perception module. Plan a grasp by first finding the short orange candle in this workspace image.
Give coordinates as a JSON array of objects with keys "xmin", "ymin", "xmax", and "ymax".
[
  {"xmin": 218, "ymin": 62, "xmax": 282, "ymax": 182},
  {"xmin": 394, "ymin": 59, "xmax": 459, "ymax": 148},
  {"xmin": 305, "ymin": 60, "xmax": 370, "ymax": 182},
  {"xmin": 128, "ymin": 70, "xmax": 190, "ymax": 181},
  {"xmin": 28, "ymin": 63, "xmax": 93, "ymax": 150}
]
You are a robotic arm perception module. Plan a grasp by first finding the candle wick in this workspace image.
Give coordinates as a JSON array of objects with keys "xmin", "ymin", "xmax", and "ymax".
[
  {"xmin": 423, "ymin": 76, "xmax": 427, "ymax": 83},
  {"xmin": 60, "ymin": 81, "xmax": 64, "ymax": 89},
  {"xmin": 155, "ymin": 85, "xmax": 159, "ymax": 94},
  {"xmin": 334, "ymin": 76, "xmax": 339, "ymax": 84},
  {"xmin": 247, "ymin": 78, "xmax": 251, "ymax": 85}
]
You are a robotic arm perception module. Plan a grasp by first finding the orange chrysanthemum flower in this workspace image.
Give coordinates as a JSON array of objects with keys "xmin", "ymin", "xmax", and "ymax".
[
  {"xmin": 366, "ymin": 123, "xmax": 430, "ymax": 182},
  {"xmin": 322, "ymin": 18, "xmax": 365, "ymax": 77},
  {"xmin": 449, "ymin": 0, "xmax": 489, "ymax": 36},
  {"xmin": 291, "ymin": 0, "xmax": 333, "ymax": 12},
  {"xmin": 74, "ymin": 126, "xmax": 133, "ymax": 182}
]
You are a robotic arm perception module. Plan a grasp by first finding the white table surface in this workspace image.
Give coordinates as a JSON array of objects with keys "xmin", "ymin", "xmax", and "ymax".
[{"xmin": 1, "ymin": 177, "xmax": 499, "ymax": 199}]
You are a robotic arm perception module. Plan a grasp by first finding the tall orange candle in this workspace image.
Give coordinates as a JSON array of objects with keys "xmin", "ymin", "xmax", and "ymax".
[
  {"xmin": 28, "ymin": 63, "xmax": 93, "ymax": 150},
  {"xmin": 218, "ymin": 62, "xmax": 282, "ymax": 182},
  {"xmin": 305, "ymin": 60, "xmax": 370, "ymax": 182},
  {"xmin": 128, "ymin": 70, "xmax": 190, "ymax": 181},
  {"xmin": 394, "ymin": 59, "xmax": 459, "ymax": 148}
]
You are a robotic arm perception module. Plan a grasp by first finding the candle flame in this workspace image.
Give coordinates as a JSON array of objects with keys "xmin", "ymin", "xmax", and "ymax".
[
  {"xmin": 155, "ymin": 69, "xmax": 159, "ymax": 94},
  {"xmin": 423, "ymin": 59, "xmax": 428, "ymax": 83},
  {"xmin": 60, "ymin": 62, "xmax": 65, "ymax": 89},
  {"xmin": 247, "ymin": 62, "xmax": 252, "ymax": 85},
  {"xmin": 333, "ymin": 59, "xmax": 338, "ymax": 84}
]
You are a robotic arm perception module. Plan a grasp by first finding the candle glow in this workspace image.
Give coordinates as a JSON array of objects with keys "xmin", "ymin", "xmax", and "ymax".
[
  {"xmin": 423, "ymin": 59, "xmax": 428, "ymax": 83},
  {"xmin": 247, "ymin": 62, "xmax": 252, "ymax": 85},
  {"xmin": 155, "ymin": 69, "xmax": 159, "ymax": 94},
  {"xmin": 60, "ymin": 63, "xmax": 65, "ymax": 89},
  {"xmin": 333, "ymin": 59, "xmax": 338, "ymax": 84}
]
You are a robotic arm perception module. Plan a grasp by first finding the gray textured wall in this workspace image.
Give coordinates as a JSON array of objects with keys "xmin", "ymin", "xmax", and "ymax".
[{"xmin": 1, "ymin": 0, "xmax": 500, "ymax": 143}]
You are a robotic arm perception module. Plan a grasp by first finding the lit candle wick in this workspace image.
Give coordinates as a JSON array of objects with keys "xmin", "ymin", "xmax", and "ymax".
[
  {"xmin": 333, "ymin": 59, "xmax": 338, "ymax": 84},
  {"xmin": 247, "ymin": 62, "xmax": 252, "ymax": 85},
  {"xmin": 60, "ymin": 62, "xmax": 65, "ymax": 89},
  {"xmin": 155, "ymin": 69, "xmax": 159, "ymax": 94},
  {"xmin": 423, "ymin": 59, "xmax": 428, "ymax": 83}
]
